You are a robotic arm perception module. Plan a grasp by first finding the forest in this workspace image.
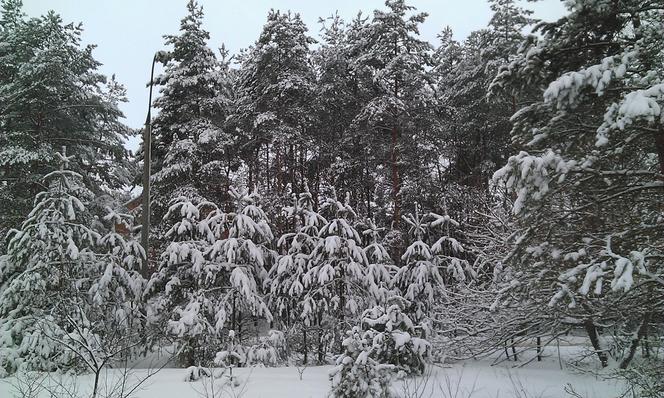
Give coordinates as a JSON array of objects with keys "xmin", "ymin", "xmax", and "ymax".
[{"xmin": 0, "ymin": 0, "xmax": 663, "ymax": 397}]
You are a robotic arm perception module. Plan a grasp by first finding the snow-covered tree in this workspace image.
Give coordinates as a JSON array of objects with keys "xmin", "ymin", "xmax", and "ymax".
[
  {"xmin": 246, "ymin": 329, "xmax": 286, "ymax": 367},
  {"xmin": 143, "ymin": 196, "xmax": 219, "ymax": 366},
  {"xmin": 427, "ymin": 0, "xmax": 539, "ymax": 199},
  {"xmin": 233, "ymin": 9, "xmax": 316, "ymax": 192},
  {"xmin": 206, "ymin": 187, "xmax": 274, "ymax": 341},
  {"xmin": 0, "ymin": 0, "xmax": 132, "ymax": 237},
  {"xmin": 269, "ymin": 186, "xmax": 324, "ymax": 323},
  {"xmin": 361, "ymin": 219, "xmax": 398, "ymax": 306},
  {"xmin": 303, "ymin": 191, "xmax": 369, "ymax": 353},
  {"xmin": 146, "ymin": 187, "xmax": 274, "ymax": 367},
  {"xmin": 268, "ymin": 185, "xmax": 326, "ymax": 363},
  {"xmin": 430, "ymin": 207, "xmax": 474, "ymax": 285},
  {"xmin": 351, "ymin": 0, "xmax": 436, "ymax": 226},
  {"xmin": 313, "ymin": 13, "xmax": 378, "ymax": 218},
  {"xmin": 393, "ymin": 205, "xmax": 444, "ymax": 323},
  {"xmin": 98, "ymin": 207, "xmax": 145, "ymax": 273},
  {"xmin": 214, "ymin": 329, "xmax": 246, "ymax": 369},
  {"xmin": 490, "ymin": 0, "xmax": 664, "ymax": 368},
  {"xmin": 329, "ymin": 297, "xmax": 430, "ymax": 397},
  {"xmin": 329, "ymin": 326, "xmax": 393, "ymax": 398},
  {"xmin": 150, "ymin": 0, "xmax": 231, "ymax": 219},
  {"xmin": 0, "ymin": 149, "xmax": 142, "ymax": 376},
  {"xmin": 361, "ymin": 297, "xmax": 430, "ymax": 376}
]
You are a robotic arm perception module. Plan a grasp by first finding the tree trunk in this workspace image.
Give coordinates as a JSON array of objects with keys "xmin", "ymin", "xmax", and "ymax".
[
  {"xmin": 511, "ymin": 338, "xmax": 517, "ymax": 361},
  {"xmin": 266, "ymin": 144, "xmax": 271, "ymax": 192},
  {"xmin": 391, "ymin": 126, "xmax": 400, "ymax": 227},
  {"xmin": 232, "ymin": 293, "xmax": 237, "ymax": 332},
  {"xmin": 303, "ymin": 326, "xmax": 308, "ymax": 365},
  {"xmin": 317, "ymin": 311, "xmax": 325, "ymax": 364},
  {"xmin": 537, "ymin": 336, "xmax": 542, "ymax": 362},
  {"xmin": 584, "ymin": 318, "xmax": 608, "ymax": 367},
  {"xmin": 620, "ymin": 313, "xmax": 650, "ymax": 369},
  {"xmin": 366, "ymin": 184, "xmax": 372, "ymax": 218},
  {"xmin": 655, "ymin": 129, "xmax": 664, "ymax": 177}
]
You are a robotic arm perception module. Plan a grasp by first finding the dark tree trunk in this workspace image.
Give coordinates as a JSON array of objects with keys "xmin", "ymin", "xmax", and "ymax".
[
  {"xmin": 655, "ymin": 129, "xmax": 664, "ymax": 177},
  {"xmin": 537, "ymin": 336, "xmax": 542, "ymax": 362},
  {"xmin": 620, "ymin": 313, "xmax": 651, "ymax": 369},
  {"xmin": 266, "ymin": 144, "xmax": 271, "ymax": 192},
  {"xmin": 584, "ymin": 318, "xmax": 609, "ymax": 367},
  {"xmin": 391, "ymin": 126, "xmax": 400, "ymax": 227},
  {"xmin": 303, "ymin": 326, "xmax": 308, "ymax": 365}
]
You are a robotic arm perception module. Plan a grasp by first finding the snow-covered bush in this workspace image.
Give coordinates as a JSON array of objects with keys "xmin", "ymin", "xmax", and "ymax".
[
  {"xmin": 329, "ymin": 326, "xmax": 394, "ymax": 398},
  {"xmin": 615, "ymin": 359, "xmax": 664, "ymax": 398},
  {"xmin": 241, "ymin": 330, "xmax": 287, "ymax": 367},
  {"xmin": 361, "ymin": 299, "xmax": 430, "ymax": 376},
  {"xmin": 214, "ymin": 330, "xmax": 246, "ymax": 371},
  {"xmin": 184, "ymin": 365, "xmax": 212, "ymax": 382},
  {"xmin": 329, "ymin": 298, "xmax": 431, "ymax": 398}
]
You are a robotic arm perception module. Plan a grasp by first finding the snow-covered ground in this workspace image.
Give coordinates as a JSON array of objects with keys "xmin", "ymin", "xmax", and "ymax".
[{"xmin": 0, "ymin": 345, "xmax": 622, "ymax": 398}]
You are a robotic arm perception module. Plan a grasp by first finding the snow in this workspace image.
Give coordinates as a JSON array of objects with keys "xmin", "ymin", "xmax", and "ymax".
[{"xmin": 0, "ymin": 354, "xmax": 622, "ymax": 398}]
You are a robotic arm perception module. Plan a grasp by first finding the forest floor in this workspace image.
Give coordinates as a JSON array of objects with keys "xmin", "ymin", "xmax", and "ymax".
[{"xmin": 0, "ymin": 343, "xmax": 625, "ymax": 398}]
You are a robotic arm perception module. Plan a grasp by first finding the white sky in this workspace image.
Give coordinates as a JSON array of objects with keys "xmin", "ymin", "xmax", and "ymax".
[{"xmin": 22, "ymin": 0, "xmax": 566, "ymax": 151}]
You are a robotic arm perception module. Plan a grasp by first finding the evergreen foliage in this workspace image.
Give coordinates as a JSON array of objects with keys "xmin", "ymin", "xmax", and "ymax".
[{"xmin": 0, "ymin": 0, "xmax": 133, "ymax": 237}]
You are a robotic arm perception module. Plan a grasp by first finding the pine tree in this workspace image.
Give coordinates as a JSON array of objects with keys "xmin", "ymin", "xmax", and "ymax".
[
  {"xmin": 233, "ymin": 10, "xmax": 316, "ymax": 194},
  {"xmin": 393, "ymin": 205, "xmax": 444, "ymax": 323},
  {"xmin": 432, "ymin": 0, "xmax": 535, "ymax": 190},
  {"xmin": 491, "ymin": 0, "xmax": 664, "ymax": 368},
  {"xmin": 361, "ymin": 218, "xmax": 397, "ymax": 306},
  {"xmin": 360, "ymin": 297, "xmax": 429, "ymax": 375},
  {"xmin": 329, "ymin": 297, "xmax": 430, "ymax": 397},
  {"xmin": 143, "ymin": 197, "xmax": 219, "ymax": 366},
  {"xmin": 99, "ymin": 207, "xmax": 145, "ymax": 273},
  {"xmin": 352, "ymin": 0, "xmax": 435, "ymax": 226},
  {"xmin": 268, "ymin": 185, "xmax": 326, "ymax": 363},
  {"xmin": 303, "ymin": 191, "xmax": 369, "ymax": 355},
  {"xmin": 329, "ymin": 326, "xmax": 393, "ymax": 398},
  {"xmin": 313, "ymin": 13, "xmax": 377, "ymax": 217},
  {"xmin": 430, "ymin": 207, "xmax": 474, "ymax": 285},
  {"xmin": 0, "ymin": 0, "xmax": 132, "ymax": 237},
  {"xmin": 206, "ymin": 187, "xmax": 274, "ymax": 342},
  {"xmin": 0, "ymin": 149, "xmax": 142, "ymax": 376},
  {"xmin": 150, "ymin": 0, "xmax": 231, "ymax": 220}
]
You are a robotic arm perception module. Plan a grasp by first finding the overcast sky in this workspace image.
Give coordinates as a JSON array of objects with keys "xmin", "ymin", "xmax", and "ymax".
[{"xmin": 22, "ymin": 0, "xmax": 566, "ymax": 151}]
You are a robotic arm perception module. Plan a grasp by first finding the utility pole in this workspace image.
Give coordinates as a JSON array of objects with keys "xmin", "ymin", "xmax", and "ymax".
[{"xmin": 141, "ymin": 53, "xmax": 159, "ymax": 278}]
